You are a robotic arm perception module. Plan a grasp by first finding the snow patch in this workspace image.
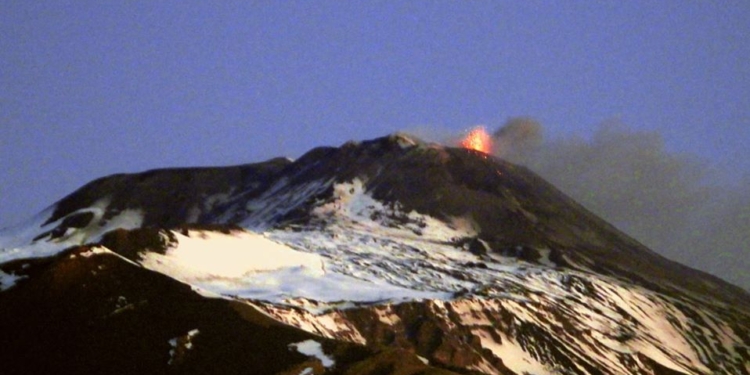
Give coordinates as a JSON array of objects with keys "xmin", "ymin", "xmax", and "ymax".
[
  {"xmin": 0, "ymin": 241, "xmax": 66, "ymax": 265},
  {"xmin": 1, "ymin": 201, "xmax": 144, "ymax": 265},
  {"xmin": 0, "ymin": 269, "xmax": 26, "ymax": 291},
  {"xmin": 141, "ymin": 230, "xmax": 323, "ymax": 279},
  {"xmin": 0, "ymin": 207, "xmax": 75, "ymax": 263},
  {"xmin": 88, "ymin": 208, "xmax": 144, "ymax": 242},
  {"xmin": 473, "ymin": 328, "xmax": 553, "ymax": 375},
  {"xmin": 253, "ymin": 303, "xmax": 367, "ymax": 344},
  {"xmin": 0, "ymin": 206, "xmax": 57, "ymax": 248},
  {"xmin": 241, "ymin": 178, "xmax": 334, "ymax": 229},
  {"xmin": 375, "ymin": 306, "xmax": 401, "ymax": 325},
  {"xmin": 311, "ymin": 178, "xmax": 478, "ymax": 243},
  {"xmin": 390, "ymin": 133, "xmax": 418, "ymax": 148},
  {"xmin": 537, "ymin": 248, "xmax": 556, "ymax": 267},
  {"xmin": 80, "ymin": 247, "xmax": 110, "ymax": 258},
  {"xmin": 289, "ymin": 339, "xmax": 335, "ymax": 368},
  {"xmin": 168, "ymin": 329, "xmax": 200, "ymax": 365}
]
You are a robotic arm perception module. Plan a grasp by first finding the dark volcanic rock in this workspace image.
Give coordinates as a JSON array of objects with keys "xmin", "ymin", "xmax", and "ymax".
[{"xmin": 44, "ymin": 157, "xmax": 292, "ymax": 228}]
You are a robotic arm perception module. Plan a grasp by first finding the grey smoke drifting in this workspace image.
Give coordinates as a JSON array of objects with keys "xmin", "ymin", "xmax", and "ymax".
[
  {"xmin": 490, "ymin": 118, "xmax": 750, "ymax": 291},
  {"xmin": 492, "ymin": 117, "xmax": 543, "ymax": 160}
]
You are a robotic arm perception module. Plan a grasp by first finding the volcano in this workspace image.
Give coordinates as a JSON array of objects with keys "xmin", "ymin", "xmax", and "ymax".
[{"xmin": 1, "ymin": 133, "xmax": 748, "ymax": 375}]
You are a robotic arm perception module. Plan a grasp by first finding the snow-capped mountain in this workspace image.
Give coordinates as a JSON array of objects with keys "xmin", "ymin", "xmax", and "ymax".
[{"xmin": 1, "ymin": 134, "xmax": 748, "ymax": 375}]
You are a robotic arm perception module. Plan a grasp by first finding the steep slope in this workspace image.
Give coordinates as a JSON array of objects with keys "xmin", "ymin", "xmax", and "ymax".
[
  {"xmin": 1, "ymin": 133, "xmax": 749, "ymax": 374},
  {"xmin": 0, "ymin": 244, "xmax": 458, "ymax": 375}
]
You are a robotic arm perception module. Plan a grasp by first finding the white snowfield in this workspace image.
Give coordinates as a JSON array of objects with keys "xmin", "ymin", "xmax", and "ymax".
[
  {"xmin": 1, "ymin": 178, "xmax": 749, "ymax": 374},
  {"xmin": 289, "ymin": 339, "xmax": 335, "ymax": 368},
  {"xmin": 139, "ymin": 229, "xmax": 448, "ymax": 306}
]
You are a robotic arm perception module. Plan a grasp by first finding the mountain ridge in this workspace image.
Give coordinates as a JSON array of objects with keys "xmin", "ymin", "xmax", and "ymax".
[
  {"xmin": 1, "ymin": 133, "xmax": 748, "ymax": 374},
  {"xmin": 24, "ymin": 134, "xmax": 749, "ymax": 306}
]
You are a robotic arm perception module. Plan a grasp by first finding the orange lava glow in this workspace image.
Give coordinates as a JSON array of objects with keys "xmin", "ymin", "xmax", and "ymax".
[{"xmin": 460, "ymin": 126, "xmax": 492, "ymax": 154}]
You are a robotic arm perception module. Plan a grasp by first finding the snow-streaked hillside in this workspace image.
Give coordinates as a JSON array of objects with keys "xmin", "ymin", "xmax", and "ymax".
[{"xmin": 1, "ymin": 134, "xmax": 749, "ymax": 375}]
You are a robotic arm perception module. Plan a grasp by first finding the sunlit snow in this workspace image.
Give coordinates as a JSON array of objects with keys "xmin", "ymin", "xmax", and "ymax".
[
  {"xmin": 289, "ymin": 339, "xmax": 335, "ymax": 368},
  {"xmin": 139, "ymin": 229, "xmax": 449, "ymax": 308}
]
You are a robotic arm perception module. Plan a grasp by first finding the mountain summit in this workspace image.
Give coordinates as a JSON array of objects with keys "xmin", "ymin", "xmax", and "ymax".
[{"xmin": 1, "ymin": 133, "xmax": 749, "ymax": 374}]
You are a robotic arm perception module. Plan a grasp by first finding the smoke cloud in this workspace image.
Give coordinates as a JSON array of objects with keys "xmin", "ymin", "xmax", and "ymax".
[
  {"xmin": 487, "ymin": 118, "xmax": 750, "ymax": 291},
  {"xmin": 492, "ymin": 117, "xmax": 543, "ymax": 160}
]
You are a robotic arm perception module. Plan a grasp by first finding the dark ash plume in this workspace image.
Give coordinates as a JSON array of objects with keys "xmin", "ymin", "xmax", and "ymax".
[
  {"xmin": 491, "ymin": 117, "xmax": 543, "ymax": 161},
  {"xmin": 490, "ymin": 118, "xmax": 749, "ymax": 291}
]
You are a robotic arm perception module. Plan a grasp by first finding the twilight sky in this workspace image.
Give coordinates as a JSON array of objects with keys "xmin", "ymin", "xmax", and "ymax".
[{"xmin": 1, "ymin": 2, "xmax": 749, "ymax": 287}]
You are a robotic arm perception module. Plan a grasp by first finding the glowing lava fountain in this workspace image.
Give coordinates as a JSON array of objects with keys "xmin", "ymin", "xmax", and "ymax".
[{"xmin": 460, "ymin": 126, "xmax": 492, "ymax": 154}]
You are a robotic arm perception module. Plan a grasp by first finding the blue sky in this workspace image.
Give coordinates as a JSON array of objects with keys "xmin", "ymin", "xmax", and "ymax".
[{"xmin": 2, "ymin": 1, "xmax": 749, "ymax": 226}]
